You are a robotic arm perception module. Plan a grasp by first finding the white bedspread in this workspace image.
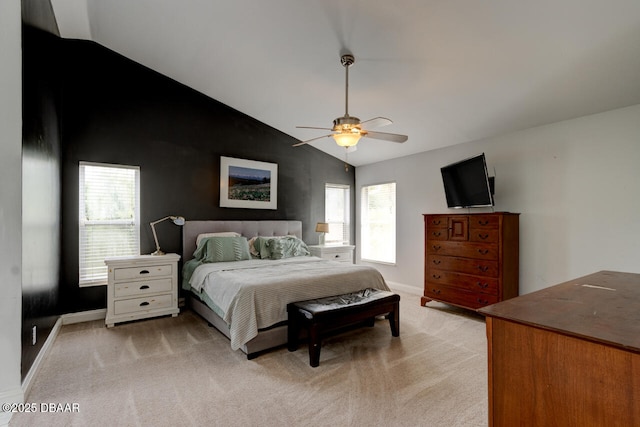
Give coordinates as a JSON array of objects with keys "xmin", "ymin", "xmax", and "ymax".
[{"xmin": 189, "ymin": 256, "xmax": 390, "ymax": 350}]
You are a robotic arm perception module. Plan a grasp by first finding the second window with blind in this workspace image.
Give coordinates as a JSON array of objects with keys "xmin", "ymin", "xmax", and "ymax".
[{"xmin": 324, "ymin": 183, "xmax": 350, "ymax": 245}]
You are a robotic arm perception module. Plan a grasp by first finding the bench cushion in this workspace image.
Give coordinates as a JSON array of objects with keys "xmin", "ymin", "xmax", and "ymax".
[{"xmin": 293, "ymin": 288, "xmax": 397, "ymax": 319}]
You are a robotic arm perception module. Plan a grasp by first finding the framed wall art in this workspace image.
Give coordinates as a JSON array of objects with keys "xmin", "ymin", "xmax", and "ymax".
[{"xmin": 220, "ymin": 156, "xmax": 278, "ymax": 209}]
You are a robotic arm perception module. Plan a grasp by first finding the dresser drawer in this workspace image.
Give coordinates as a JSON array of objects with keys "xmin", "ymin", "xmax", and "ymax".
[
  {"xmin": 424, "ymin": 284, "xmax": 499, "ymax": 309},
  {"xmin": 469, "ymin": 215, "xmax": 500, "ymax": 229},
  {"xmin": 114, "ymin": 277, "xmax": 173, "ymax": 298},
  {"xmin": 469, "ymin": 228, "xmax": 499, "ymax": 243},
  {"xmin": 114, "ymin": 264, "xmax": 173, "ymax": 281},
  {"xmin": 428, "ymin": 255, "xmax": 498, "ymax": 277},
  {"xmin": 427, "ymin": 240, "xmax": 498, "ymax": 260},
  {"xmin": 113, "ymin": 293, "xmax": 173, "ymax": 315},
  {"xmin": 426, "ymin": 269, "xmax": 498, "ymax": 295}
]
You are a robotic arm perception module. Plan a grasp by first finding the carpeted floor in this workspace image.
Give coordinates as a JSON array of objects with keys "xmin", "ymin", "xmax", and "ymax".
[{"xmin": 10, "ymin": 289, "xmax": 488, "ymax": 427}]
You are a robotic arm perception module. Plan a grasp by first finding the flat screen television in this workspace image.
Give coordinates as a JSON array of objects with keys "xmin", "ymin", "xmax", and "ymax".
[{"xmin": 441, "ymin": 153, "xmax": 494, "ymax": 208}]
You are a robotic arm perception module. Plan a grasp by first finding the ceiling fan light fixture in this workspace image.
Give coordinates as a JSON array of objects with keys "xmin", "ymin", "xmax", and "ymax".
[{"xmin": 333, "ymin": 132, "xmax": 361, "ymax": 147}]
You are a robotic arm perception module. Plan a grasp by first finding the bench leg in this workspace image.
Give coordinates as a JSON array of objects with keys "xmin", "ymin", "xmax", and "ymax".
[
  {"xmin": 288, "ymin": 312, "xmax": 300, "ymax": 352},
  {"xmin": 388, "ymin": 303, "xmax": 400, "ymax": 337},
  {"xmin": 308, "ymin": 323, "xmax": 321, "ymax": 367}
]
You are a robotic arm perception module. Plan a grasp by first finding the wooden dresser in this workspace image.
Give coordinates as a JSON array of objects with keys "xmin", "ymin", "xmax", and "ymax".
[
  {"xmin": 479, "ymin": 271, "xmax": 640, "ymax": 427},
  {"xmin": 422, "ymin": 212, "xmax": 519, "ymax": 310}
]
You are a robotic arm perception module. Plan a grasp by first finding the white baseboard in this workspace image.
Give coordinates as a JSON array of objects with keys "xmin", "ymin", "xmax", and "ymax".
[
  {"xmin": 386, "ymin": 281, "xmax": 422, "ymax": 296},
  {"xmin": 21, "ymin": 317, "xmax": 63, "ymax": 400},
  {"xmin": 61, "ymin": 308, "xmax": 106, "ymax": 325}
]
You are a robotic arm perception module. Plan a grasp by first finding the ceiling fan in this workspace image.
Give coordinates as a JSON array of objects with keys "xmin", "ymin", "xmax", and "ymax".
[{"xmin": 293, "ymin": 53, "xmax": 408, "ymax": 149}]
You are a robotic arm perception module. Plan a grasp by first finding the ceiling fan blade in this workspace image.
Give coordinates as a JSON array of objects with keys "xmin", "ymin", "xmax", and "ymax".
[
  {"xmin": 360, "ymin": 117, "xmax": 393, "ymax": 129},
  {"xmin": 296, "ymin": 126, "xmax": 333, "ymax": 131},
  {"xmin": 363, "ymin": 130, "xmax": 408, "ymax": 143},
  {"xmin": 292, "ymin": 134, "xmax": 333, "ymax": 147}
]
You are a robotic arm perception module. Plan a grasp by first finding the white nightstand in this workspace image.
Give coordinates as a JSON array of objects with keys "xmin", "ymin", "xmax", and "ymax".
[
  {"xmin": 308, "ymin": 245, "xmax": 355, "ymax": 264},
  {"xmin": 104, "ymin": 253, "xmax": 180, "ymax": 328}
]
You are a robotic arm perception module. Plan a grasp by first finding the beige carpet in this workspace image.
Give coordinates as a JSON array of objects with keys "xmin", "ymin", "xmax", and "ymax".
[{"xmin": 10, "ymin": 290, "xmax": 488, "ymax": 427}]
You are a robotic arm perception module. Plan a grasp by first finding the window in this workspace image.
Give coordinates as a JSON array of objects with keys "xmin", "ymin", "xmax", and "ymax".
[
  {"xmin": 79, "ymin": 162, "xmax": 140, "ymax": 286},
  {"xmin": 325, "ymin": 183, "xmax": 350, "ymax": 245},
  {"xmin": 361, "ymin": 182, "xmax": 396, "ymax": 264}
]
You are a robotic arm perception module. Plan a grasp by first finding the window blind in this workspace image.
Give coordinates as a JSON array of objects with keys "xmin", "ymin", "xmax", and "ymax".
[
  {"xmin": 79, "ymin": 162, "xmax": 140, "ymax": 286},
  {"xmin": 325, "ymin": 183, "xmax": 350, "ymax": 245}
]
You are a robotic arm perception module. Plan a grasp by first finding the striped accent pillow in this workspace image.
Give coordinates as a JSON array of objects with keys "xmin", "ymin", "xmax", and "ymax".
[{"xmin": 194, "ymin": 236, "xmax": 251, "ymax": 263}]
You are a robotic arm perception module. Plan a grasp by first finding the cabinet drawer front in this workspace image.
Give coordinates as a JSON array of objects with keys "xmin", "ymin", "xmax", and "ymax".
[
  {"xmin": 428, "ymin": 255, "xmax": 498, "ymax": 277},
  {"xmin": 425, "ymin": 215, "xmax": 449, "ymax": 228},
  {"xmin": 426, "ymin": 228, "xmax": 448, "ymax": 240},
  {"xmin": 113, "ymin": 294, "xmax": 173, "ymax": 315},
  {"xmin": 114, "ymin": 264, "xmax": 173, "ymax": 280},
  {"xmin": 424, "ymin": 285, "xmax": 499, "ymax": 309},
  {"xmin": 426, "ymin": 269, "xmax": 498, "ymax": 294},
  {"xmin": 114, "ymin": 278, "xmax": 172, "ymax": 298},
  {"xmin": 427, "ymin": 240, "xmax": 498, "ymax": 260},
  {"xmin": 469, "ymin": 215, "xmax": 499, "ymax": 229},
  {"xmin": 469, "ymin": 228, "xmax": 499, "ymax": 243}
]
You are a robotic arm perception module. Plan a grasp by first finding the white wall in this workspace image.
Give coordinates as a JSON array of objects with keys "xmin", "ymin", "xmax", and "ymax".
[
  {"xmin": 0, "ymin": 0, "xmax": 24, "ymax": 425},
  {"xmin": 356, "ymin": 104, "xmax": 640, "ymax": 296}
]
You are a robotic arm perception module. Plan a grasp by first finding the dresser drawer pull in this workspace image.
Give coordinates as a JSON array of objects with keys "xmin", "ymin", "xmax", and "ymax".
[
  {"xmin": 477, "ymin": 282, "xmax": 489, "ymax": 289},
  {"xmin": 432, "ymin": 220, "xmax": 442, "ymax": 225},
  {"xmin": 478, "ymin": 220, "xmax": 489, "ymax": 226},
  {"xmin": 477, "ymin": 298, "xmax": 489, "ymax": 305},
  {"xmin": 139, "ymin": 285, "xmax": 150, "ymax": 290},
  {"xmin": 478, "ymin": 249, "xmax": 489, "ymax": 255},
  {"xmin": 431, "ymin": 231, "xmax": 442, "ymax": 237},
  {"xmin": 139, "ymin": 270, "xmax": 150, "ymax": 275},
  {"xmin": 477, "ymin": 265, "xmax": 489, "ymax": 272},
  {"xmin": 432, "ymin": 289, "xmax": 441, "ymax": 295},
  {"xmin": 432, "ymin": 245, "xmax": 441, "ymax": 251},
  {"xmin": 478, "ymin": 234, "xmax": 489, "ymax": 240},
  {"xmin": 139, "ymin": 301, "xmax": 150, "ymax": 307},
  {"xmin": 432, "ymin": 274, "xmax": 441, "ymax": 279},
  {"xmin": 432, "ymin": 259, "xmax": 441, "ymax": 265}
]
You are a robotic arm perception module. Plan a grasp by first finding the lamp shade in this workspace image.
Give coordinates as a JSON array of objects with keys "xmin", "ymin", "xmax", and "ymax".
[{"xmin": 315, "ymin": 222, "xmax": 329, "ymax": 233}]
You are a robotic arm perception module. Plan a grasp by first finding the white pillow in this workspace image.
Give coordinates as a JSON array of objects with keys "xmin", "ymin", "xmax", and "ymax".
[{"xmin": 196, "ymin": 231, "xmax": 241, "ymax": 248}]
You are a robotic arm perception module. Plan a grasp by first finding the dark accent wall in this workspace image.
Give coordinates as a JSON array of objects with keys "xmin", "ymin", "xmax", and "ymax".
[
  {"xmin": 22, "ymin": 26, "xmax": 61, "ymax": 379},
  {"xmin": 57, "ymin": 37, "xmax": 355, "ymax": 312}
]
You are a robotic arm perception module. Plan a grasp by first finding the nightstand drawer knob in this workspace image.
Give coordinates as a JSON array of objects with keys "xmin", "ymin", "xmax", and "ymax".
[
  {"xmin": 139, "ymin": 301, "xmax": 150, "ymax": 307},
  {"xmin": 139, "ymin": 270, "xmax": 150, "ymax": 275},
  {"xmin": 139, "ymin": 285, "xmax": 150, "ymax": 290}
]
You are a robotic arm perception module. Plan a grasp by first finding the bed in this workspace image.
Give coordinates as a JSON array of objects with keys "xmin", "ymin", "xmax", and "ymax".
[{"xmin": 181, "ymin": 220, "xmax": 391, "ymax": 358}]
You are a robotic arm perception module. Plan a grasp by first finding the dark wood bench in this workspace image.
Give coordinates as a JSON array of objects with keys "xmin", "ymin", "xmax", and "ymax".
[{"xmin": 287, "ymin": 288, "xmax": 400, "ymax": 367}]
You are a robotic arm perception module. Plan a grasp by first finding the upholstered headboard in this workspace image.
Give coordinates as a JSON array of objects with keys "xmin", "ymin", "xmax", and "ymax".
[{"xmin": 181, "ymin": 220, "xmax": 303, "ymax": 262}]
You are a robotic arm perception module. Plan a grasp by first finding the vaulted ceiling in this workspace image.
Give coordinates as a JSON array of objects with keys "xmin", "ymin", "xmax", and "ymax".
[{"xmin": 49, "ymin": 0, "xmax": 640, "ymax": 166}]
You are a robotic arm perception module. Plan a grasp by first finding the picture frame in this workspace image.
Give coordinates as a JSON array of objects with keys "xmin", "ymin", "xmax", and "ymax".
[{"xmin": 220, "ymin": 156, "xmax": 278, "ymax": 209}]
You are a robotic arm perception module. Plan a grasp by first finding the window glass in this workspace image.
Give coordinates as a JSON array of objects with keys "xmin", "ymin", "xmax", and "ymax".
[{"xmin": 361, "ymin": 182, "xmax": 396, "ymax": 263}]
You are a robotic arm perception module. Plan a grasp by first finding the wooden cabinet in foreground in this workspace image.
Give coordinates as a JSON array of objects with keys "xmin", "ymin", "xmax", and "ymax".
[{"xmin": 479, "ymin": 271, "xmax": 640, "ymax": 427}]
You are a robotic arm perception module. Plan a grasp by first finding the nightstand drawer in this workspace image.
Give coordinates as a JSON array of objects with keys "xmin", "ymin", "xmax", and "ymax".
[
  {"xmin": 113, "ymin": 293, "xmax": 173, "ymax": 315},
  {"xmin": 114, "ymin": 278, "xmax": 173, "ymax": 298},
  {"xmin": 322, "ymin": 251, "xmax": 352, "ymax": 263},
  {"xmin": 114, "ymin": 264, "xmax": 173, "ymax": 280}
]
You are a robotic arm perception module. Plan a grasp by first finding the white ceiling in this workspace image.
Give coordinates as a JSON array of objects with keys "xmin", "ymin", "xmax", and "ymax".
[{"xmin": 50, "ymin": 0, "xmax": 640, "ymax": 166}]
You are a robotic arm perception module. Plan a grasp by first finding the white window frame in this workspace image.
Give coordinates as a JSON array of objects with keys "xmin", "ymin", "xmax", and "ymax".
[
  {"xmin": 360, "ymin": 182, "xmax": 396, "ymax": 264},
  {"xmin": 79, "ymin": 161, "xmax": 140, "ymax": 286},
  {"xmin": 324, "ymin": 183, "xmax": 350, "ymax": 245}
]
